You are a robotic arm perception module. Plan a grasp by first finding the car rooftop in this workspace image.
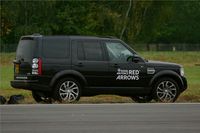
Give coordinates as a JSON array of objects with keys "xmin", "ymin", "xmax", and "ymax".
[{"xmin": 22, "ymin": 34, "xmax": 119, "ymax": 40}]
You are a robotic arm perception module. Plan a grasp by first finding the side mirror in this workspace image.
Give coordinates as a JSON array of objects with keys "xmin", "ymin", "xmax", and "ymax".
[{"xmin": 127, "ymin": 55, "xmax": 143, "ymax": 63}]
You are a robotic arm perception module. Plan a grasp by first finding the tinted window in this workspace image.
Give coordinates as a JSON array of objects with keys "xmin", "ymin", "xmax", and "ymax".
[
  {"xmin": 42, "ymin": 37, "xmax": 69, "ymax": 58},
  {"xmin": 105, "ymin": 42, "xmax": 133, "ymax": 62},
  {"xmin": 77, "ymin": 42, "xmax": 84, "ymax": 60},
  {"xmin": 81, "ymin": 41, "xmax": 103, "ymax": 61},
  {"xmin": 16, "ymin": 39, "xmax": 36, "ymax": 60}
]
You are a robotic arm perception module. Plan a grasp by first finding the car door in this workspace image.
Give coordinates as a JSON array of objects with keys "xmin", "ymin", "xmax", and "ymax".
[
  {"xmin": 71, "ymin": 39, "xmax": 109, "ymax": 87},
  {"xmin": 104, "ymin": 41, "xmax": 147, "ymax": 89}
]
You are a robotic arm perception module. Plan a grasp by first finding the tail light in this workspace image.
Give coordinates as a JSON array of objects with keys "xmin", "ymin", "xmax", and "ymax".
[{"xmin": 32, "ymin": 58, "xmax": 42, "ymax": 75}]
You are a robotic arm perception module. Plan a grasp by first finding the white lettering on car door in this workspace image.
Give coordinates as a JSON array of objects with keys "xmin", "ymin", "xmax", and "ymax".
[{"xmin": 116, "ymin": 68, "xmax": 140, "ymax": 80}]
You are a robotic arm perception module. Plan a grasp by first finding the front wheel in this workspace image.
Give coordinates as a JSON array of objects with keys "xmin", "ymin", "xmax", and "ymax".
[
  {"xmin": 53, "ymin": 78, "xmax": 81, "ymax": 103},
  {"xmin": 153, "ymin": 78, "xmax": 180, "ymax": 103},
  {"xmin": 131, "ymin": 96, "xmax": 153, "ymax": 103}
]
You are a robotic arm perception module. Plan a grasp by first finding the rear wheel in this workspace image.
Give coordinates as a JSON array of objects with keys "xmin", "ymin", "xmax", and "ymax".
[
  {"xmin": 153, "ymin": 78, "xmax": 180, "ymax": 103},
  {"xmin": 32, "ymin": 91, "xmax": 52, "ymax": 103},
  {"xmin": 131, "ymin": 96, "xmax": 152, "ymax": 103},
  {"xmin": 53, "ymin": 78, "xmax": 81, "ymax": 103}
]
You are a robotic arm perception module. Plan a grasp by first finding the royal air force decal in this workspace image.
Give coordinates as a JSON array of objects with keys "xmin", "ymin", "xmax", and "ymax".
[{"xmin": 116, "ymin": 68, "xmax": 140, "ymax": 80}]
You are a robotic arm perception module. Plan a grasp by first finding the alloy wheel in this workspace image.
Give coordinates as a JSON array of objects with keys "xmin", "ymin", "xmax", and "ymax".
[
  {"xmin": 156, "ymin": 80, "xmax": 177, "ymax": 102},
  {"xmin": 59, "ymin": 81, "xmax": 79, "ymax": 102}
]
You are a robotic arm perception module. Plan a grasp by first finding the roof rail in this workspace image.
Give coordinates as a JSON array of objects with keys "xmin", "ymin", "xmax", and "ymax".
[
  {"xmin": 32, "ymin": 33, "xmax": 41, "ymax": 36},
  {"xmin": 102, "ymin": 36, "xmax": 117, "ymax": 39}
]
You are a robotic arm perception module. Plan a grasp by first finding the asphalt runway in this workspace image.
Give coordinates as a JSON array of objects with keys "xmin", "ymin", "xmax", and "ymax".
[{"xmin": 0, "ymin": 103, "xmax": 200, "ymax": 133}]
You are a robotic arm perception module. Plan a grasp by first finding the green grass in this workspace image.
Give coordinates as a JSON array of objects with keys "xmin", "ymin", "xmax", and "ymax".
[
  {"xmin": 140, "ymin": 51, "xmax": 200, "ymax": 67},
  {"xmin": 0, "ymin": 52, "xmax": 15, "ymax": 66},
  {"xmin": 0, "ymin": 52, "xmax": 200, "ymax": 103},
  {"xmin": 178, "ymin": 66, "xmax": 200, "ymax": 102},
  {"xmin": 0, "ymin": 66, "xmax": 13, "ymax": 89}
]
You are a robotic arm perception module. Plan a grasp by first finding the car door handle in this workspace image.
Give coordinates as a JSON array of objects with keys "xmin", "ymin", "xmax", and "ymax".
[
  {"xmin": 111, "ymin": 64, "xmax": 119, "ymax": 68},
  {"xmin": 75, "ymin": 62, "xmax": 83, "ymax": 67}
]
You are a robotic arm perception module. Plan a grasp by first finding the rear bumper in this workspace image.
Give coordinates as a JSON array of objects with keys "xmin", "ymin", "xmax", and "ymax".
[{"xmin": 10, "ymin": 80, "xmax": 50, "ymax": 91}]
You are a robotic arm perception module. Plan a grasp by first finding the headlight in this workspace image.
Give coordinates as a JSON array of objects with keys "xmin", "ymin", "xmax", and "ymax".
[{"xmin": 180, "ymin": 67, "xmax": 184, "ymax": 76}]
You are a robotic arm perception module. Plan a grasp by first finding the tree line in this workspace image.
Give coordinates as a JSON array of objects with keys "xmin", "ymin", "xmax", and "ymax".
[{"xmin": 1, "ymin": 0, "xmax": 200, "ymax": 52}]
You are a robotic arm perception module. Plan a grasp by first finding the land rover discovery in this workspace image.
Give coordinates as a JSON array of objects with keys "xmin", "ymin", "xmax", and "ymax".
[{"xmin": 11, "ymin": 34, "xmax": 187, "ymax": 103}]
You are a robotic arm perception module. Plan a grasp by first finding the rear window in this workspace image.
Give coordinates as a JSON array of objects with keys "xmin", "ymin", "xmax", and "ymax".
[
  {"xmin": 83, "ymin": 41, "xmax": 103, "ymax": 61},
  {"xmin": 77, "ymin": 41, "xmax": 103, "ymax": 61},
  {"xmin": 16, "ymin": 39, "xmax": 36, "ymax": 60},
  {"xmin": 42, "ymin": 37, "xmax": 69, "ymax": 58}
]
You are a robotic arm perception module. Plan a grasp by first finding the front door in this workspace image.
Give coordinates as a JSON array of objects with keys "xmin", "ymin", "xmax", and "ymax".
[{"xmin": 104, "ymin": 41, "xmax": 147, "ymax": 88}]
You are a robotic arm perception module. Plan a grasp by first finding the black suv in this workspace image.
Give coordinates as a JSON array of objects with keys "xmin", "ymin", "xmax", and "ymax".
[{"xmin": 11, "ymin": 34, "xmax": 187, "ymax": 103}]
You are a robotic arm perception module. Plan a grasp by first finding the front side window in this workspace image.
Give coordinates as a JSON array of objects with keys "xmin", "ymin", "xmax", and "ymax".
[{"xmin": 105, "ymin": 42, "xmax": 133, "ymax": 62}]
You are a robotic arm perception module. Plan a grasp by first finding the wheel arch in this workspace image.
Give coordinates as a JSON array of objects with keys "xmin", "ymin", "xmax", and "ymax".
[
  {"xmin": 149, "ymin": 70, "xmax": 184, "ymax": 91},
  {"xmin": 50, "ymin": 70, "xmax": 87, "ymax": 90}
]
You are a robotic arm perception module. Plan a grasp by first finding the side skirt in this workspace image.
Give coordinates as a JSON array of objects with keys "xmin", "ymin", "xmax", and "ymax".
[{"xmin": 82, "ymin": 86, "xmax": 152, "ymax": 96}]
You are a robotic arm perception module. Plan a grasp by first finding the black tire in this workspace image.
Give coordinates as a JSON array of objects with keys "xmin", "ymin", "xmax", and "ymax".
[
  {"xmin": 153, "ymin": 78, "xmax": 180, "ymax": 103},
  {"xmin": 53, "ymin": 78, "xmax": 81, "ymax": 103},
  {"xmin": 131, "ymin": 96, "xmax": 152, "ymax": 103},
  {"xmin": 8, "ymin": 95, "xmax": 25, "ymax": 104},
  {"xmin": 0, "ymin": 95, "xmax": 7, "ymax": 104},
  {"xmin": 32, "ymin": 91, "xmax": 52, "ymax": 103}
]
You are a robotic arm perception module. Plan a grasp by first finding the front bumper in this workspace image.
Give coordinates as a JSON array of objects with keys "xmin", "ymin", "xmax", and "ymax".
[{"xmin": 181, "ymin": 76, "xmax": 187, "ymax": 91}]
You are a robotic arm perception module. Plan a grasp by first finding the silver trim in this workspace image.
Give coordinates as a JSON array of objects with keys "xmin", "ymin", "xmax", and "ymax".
[
  {"xmin": 16, "ymin": 76, "xmax": 28, "ymax": 80},
  {"xmin": 147, "ymin": 68, "xmax": 155, "ymax": 74}
]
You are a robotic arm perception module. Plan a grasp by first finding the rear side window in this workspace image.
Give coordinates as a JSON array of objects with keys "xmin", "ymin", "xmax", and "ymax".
[
  {"xmin": 42, "ymin": 37, "xmax": 69, "ymax": 58},
  {"xmin": 16, "ymin": 39, "xmax": 36, "ymax": 60},
  {"xmin": 77, "ymin": 41, "xmax": 103, "ymax": 61},
  {"xmin": 77, "ymin": 42, "xmax": 84, "ymax": 60}
]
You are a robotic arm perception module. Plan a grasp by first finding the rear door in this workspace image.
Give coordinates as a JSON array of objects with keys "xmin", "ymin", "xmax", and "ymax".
[
  {"xmin": 14, "ymin": 37, "xmax": 38, "ymax": 79},
  {"xmin": 71, "ymin": 39, "xmax": 109, "ymax": 87}
]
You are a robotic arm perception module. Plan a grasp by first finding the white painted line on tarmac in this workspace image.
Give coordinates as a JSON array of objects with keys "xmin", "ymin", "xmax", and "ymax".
[{"xmin": 0, "ymin": 103, "xmax": 200, "ymax": 107}]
